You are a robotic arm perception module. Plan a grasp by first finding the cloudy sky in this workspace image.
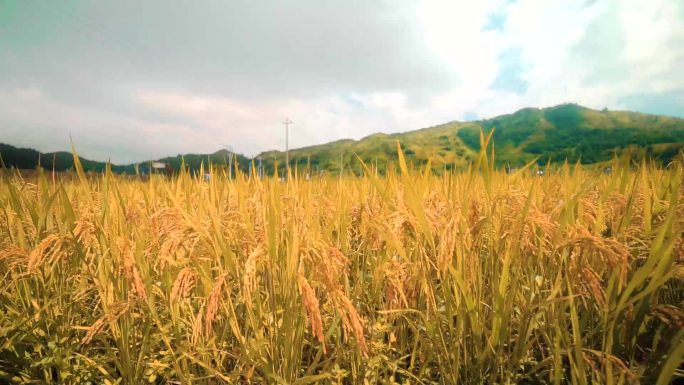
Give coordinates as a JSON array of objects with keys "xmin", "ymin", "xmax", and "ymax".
[{"xmin": 1, "ymin": 0, "xmax": 683, "ymax": 163}]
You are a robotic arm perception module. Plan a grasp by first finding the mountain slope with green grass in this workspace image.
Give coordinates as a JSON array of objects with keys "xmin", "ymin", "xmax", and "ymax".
[
  {"xmin": 458, "ymin": 104, "xmax": 684, "ymax": 165},
  {"xmin": 2, "ymin": 104, "xmax": 683, "ymax": 175},
  {"xmin": 259, "ymin": 103, "xmax": 684, "ymax": 175}
]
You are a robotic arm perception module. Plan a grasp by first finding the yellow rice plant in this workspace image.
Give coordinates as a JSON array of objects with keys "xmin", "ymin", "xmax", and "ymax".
[{"xmin": 0, "ymin": 143, "xmax": 682, "ymax": 384}]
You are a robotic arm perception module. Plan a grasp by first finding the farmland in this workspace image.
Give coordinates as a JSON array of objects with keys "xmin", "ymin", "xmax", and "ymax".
[{"xmin": 1, "ymin": 141, "xmax": 683, "ymax": 385}]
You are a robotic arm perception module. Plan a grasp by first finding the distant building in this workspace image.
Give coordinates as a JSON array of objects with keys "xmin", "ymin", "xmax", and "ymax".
[{"xmin": 150, "ymin": 162, "xmax": 172, "ymax": 176}]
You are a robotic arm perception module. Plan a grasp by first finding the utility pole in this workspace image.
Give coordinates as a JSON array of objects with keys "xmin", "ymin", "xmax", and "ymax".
[
  {"xmin": 224, "ymin": 144, "xmax": 233, "ymax": 179},
  {"xmin": 283, "ymin": 118, "xmax": 292, "ymax": 175}
]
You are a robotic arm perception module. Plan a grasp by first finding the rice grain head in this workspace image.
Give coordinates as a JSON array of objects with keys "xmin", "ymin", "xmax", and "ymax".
[
  {"xmin": 192, "ymin": 305, "xmax": 205, "ymax": 345},
  {"xmin": 170, "ymin": 267, "xmax": 197, "ymax": 303},
  {"xmin": 298, "ymin": 270, "xmax": 326, "ymax": 353},
  {"xmin": 332, "ymin": 290, "xmax": 367, "ymax": 356},
  {"xmin": 119, "ymin": 238, "xmax": 148, "ymax": 302},
  {"xmin": 242, "ymin": 245, "xmax": 264, "ymax": 310},
  {"xmin": 27, "ymin": 234, "xmax": 63, "ymax": 273},
  {"xmin": 81, "ymin": 300, "xmax": 130, "ymax": 344},
  {"xmin": 205, "ymin": 273, "xmax": 228, "ymax": 337}
]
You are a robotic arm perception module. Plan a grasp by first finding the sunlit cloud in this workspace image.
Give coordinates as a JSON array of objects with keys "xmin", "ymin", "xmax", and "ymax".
[{"xmin": 1, "ymin": 0, "xmax": 682, "ymax": 163}]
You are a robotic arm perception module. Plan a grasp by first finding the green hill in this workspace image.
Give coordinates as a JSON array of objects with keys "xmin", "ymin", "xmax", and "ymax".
[
  {"xmin": 2, "ymin": 104, "xmax": 683, "ymax": 175},
  {"xmin": 457, "ymin": 104, "xmax": 684, "ymax": 165},
  {"xmin": 0, "ymin": 144, "xmax": 251, "ymax": 175},
  {"xmin": 0, "ymin": 143, "xmax": 134, "ymax": 174},
  {"xmin": 149, "ymin": 149, "xmax": 252, "ymax": 174},
  {"xmin": 258, "ymin": 104, "xmax": 684, "ymax": 175}
]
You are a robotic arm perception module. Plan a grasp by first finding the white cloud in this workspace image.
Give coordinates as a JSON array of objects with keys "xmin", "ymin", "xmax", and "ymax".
[
  {"xmin": 1, "ymin": 0, "xmax": 682, "ymax": 162},
  {"xmin": 504, "ymin": 0, "xmax": 684, "ymax": 108},
  {"xmin": 0, "ymin": 87, "xmax": 200, "ymax": 163},
  {"xmin": 134, "ymin": 89, "xmax": 450, "ymax": 157}
]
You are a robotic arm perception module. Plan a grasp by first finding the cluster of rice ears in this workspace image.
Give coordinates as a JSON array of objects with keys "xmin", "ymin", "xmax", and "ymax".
[{"xmin": 0, "ymin": 135, "xmax": 682, "ymax": 384}]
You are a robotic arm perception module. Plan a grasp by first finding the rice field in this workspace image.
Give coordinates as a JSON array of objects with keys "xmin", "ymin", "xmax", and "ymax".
[{"xmin": 1, "ymin": 141, "xmax": 683, "ymax": 384}]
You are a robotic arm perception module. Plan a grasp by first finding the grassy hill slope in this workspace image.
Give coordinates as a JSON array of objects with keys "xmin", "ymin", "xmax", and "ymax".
[
  {"xmin": 258, "ymin": 104, "xmax": 684, "ymax": 175},
  {"xmin": 3, "ymin": 104, "xmax": 683, "ymax": 175}
]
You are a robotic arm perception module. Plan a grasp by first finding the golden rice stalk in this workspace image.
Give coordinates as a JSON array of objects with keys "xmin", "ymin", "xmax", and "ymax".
[
  {"xmin": 424, "ymin": 193, "xmax": 449, "ymax": 234},
  {"xmin": 332, "ymin": 290, "xmax": 367, "ymax": 356},
  {"xmin": 0, "ymin": 245, "xmax": 28, "ymax": 263},
  {"xmin": 673, "ymin": 265, "xmax": 684, "ymax": 280},
  {"xmin": 389, "ymin": 210, "xmax": 411, "ymax": 244},
  {"xmin": 384, "ymin": 259, "xmax": 409, "ymax": 309},
  {"xmin": 242, "ymin": 245, "xmax": 264, "ymax": 310},
  {"xmin": 124, "ymin": 202, "xmax": 142, "ymax": 223},
  {"xmin": 468, "ymin": 199, "xmax": 481, "ymax": 235},
  {"xmin": 72, "ymin": 285, "xmax": 93, "ymax": 303},
  {"xmin": 81, "ymin": 301, "xmax": 130, "ymax": 344},
  {"xmin": 170, "ymin": 267, "xmax": 197, "ymax": 302},
  {"xmin": 149, "ymin": 208, "xmax": 202, "ymax": 271},
  {"xmin": 297, "ymin": 270, "xmax": 325, "ymax": 353},
  {"xmin": 27, "ymin": 234, "xmax": 64, "ymax": 273},
  {"xmin": 73, "ymin": 219, "xmax": 96, "ymax": 246},
  {"xmin": 205, "ymin": 273, "xmax": 228, "ymax": 336},
  {"xmin": 583, "ymin": 349, "xmax": 639, "ymax": 384},
  {"xmin": 119, "ymin": 239, "xmax": 148, "ymax": 302},
  {"xmin": 192, "ymin": 305, "xmax": 204, "ymax": 345},
  {"xmin": 563, "ymin": 226, "xmax": 630, "ymax": 285},
  {"xmin": 650, "ymin": 305, "xmax": 684, "ymax": 329},
  {"xmin": 307, "ymin": 244, "xmax": 349, "ymax": 291},
  {"xmin": 528, "ymin": 209, "xmax": 558, "ymax": 253},
  {"xmin": 436, "ymin": 220, "xmax": 457, "ymax": 273},
  {"xmin": 81, "ymin": 317, "xmax": 107, "ymax": 345},
  {"xmin": 580, "ymin": 267, "xmax": 606, "ymax": 308}
]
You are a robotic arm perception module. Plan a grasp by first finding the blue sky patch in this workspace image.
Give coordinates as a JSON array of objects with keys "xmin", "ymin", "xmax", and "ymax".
[
  {"xmin": 483, "ymin": 12, "xmax": 506, "ymax": 32},
  {"xmin": 619, "ymin": 90, "xmax": 684, "ymax": 118},
  {"xmin": 463, "ymin": 111, "xmax": 479, "ymax": 121},
  {"xmin": 490, "ymin": 48, "xmax": 528, "ymax": 95}
]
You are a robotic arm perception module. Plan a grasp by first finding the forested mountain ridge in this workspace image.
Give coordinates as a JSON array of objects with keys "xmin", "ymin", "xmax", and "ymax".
[{"xmin": 2, "ymin": 104, "xmax": 683, "ymax": 175}]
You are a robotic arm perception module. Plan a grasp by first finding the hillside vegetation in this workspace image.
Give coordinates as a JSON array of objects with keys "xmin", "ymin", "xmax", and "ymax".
[
  {"xmin": 262, "ymin": 104, "xmax": 684, "ymax": 175},
  {"xmin": 0, "ymin": 144, "xmax": 250, "ymax": 175},
  {"xmin": 2, "ymin": 104, "xmax": 683, "ymax": 175}
]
